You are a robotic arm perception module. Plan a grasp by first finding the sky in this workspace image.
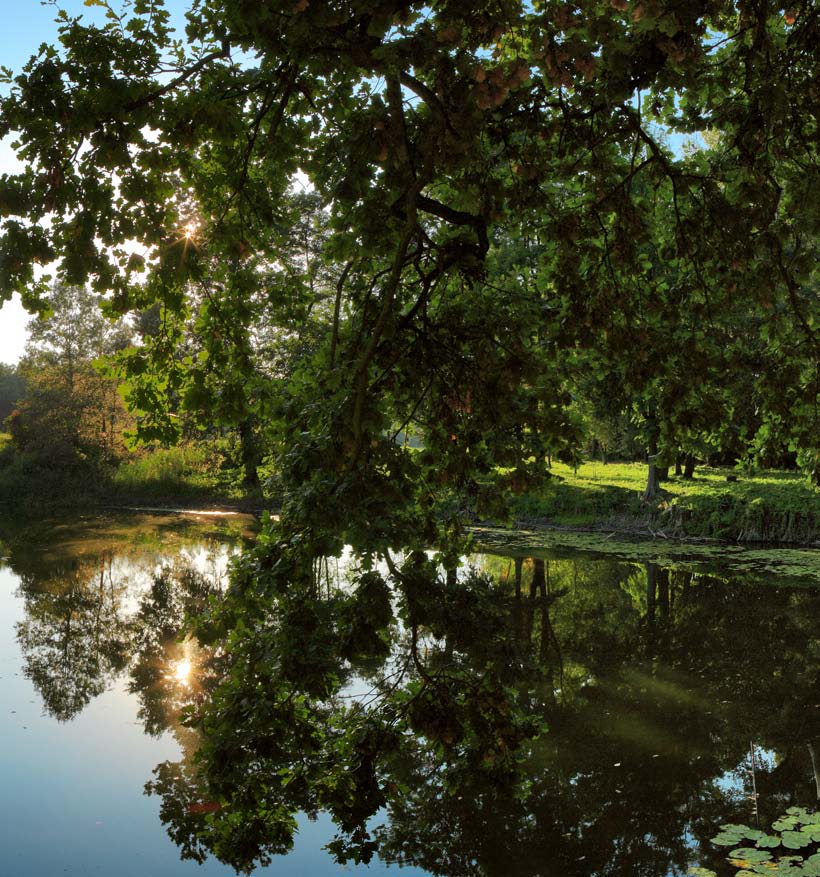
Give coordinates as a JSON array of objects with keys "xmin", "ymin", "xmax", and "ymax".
[{"xmin": 0, "ymin": 0, "xmax": 190, "ymax": 365}]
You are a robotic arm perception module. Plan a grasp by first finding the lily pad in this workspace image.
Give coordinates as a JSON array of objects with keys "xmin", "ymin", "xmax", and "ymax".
[
  {"xmin": 714, "ymin": 832, "xmax": 747, "ymax": 846},
  {"xmin": 781, "ymin": 831, "xmax": 812, "ymax": 850},
  {"xmin": 729, "ymin": 848, "xmax": 774, "ymax": 863},
  {"xmin": 799, "ymin": 824, "xmax": 820, "ymax": 842},
  {"xmin": 774, "ymin": 819, "xmax": 800, "ymax": 832},
  {"xmin": 755, "ymin": 835, "xmax": 781, "ymax": 849},
  {"xmin": 786, "ymin": 807, "xmax": 815, "ymax": 821}
]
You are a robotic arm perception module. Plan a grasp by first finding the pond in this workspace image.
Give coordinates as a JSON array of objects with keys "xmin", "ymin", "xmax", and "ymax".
[{"xmin": 0, "ymin": 512, "xmax": 818, "ymax": 876}]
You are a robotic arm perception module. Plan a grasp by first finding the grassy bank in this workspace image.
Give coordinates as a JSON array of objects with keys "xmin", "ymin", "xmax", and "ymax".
[
  {"xmin": 0, "ymin": 441, "xmax": 262, "ymax": 514},
  {"xmin": 510, "ymin": 462, "xmax": 820, "ymax": 544},
  {"xmin": 3, "ymin": 430, "xmax": 818, "ymax": 545}
]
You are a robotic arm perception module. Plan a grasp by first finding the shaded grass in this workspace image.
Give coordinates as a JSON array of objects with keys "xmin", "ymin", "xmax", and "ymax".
[
  {"xmin": 0, "ymin": 454, "xmax": 106, "ymax": 513},
  {"xmin": 0, "ymin": 442, "xmax": 256, "ymax": 514}
]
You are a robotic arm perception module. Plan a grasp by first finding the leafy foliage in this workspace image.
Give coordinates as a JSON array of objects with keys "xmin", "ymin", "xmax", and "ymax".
[
  {"xmin": 0, "ymin": 363, "xmax": 25, "ymax": 424},
  {"xmin": 0, "ymin": 0, "xmax": 817, "ymax": 519},
  {"xmin": 9, "ymin": 282, "xmax": 134, "ymax": 469}
]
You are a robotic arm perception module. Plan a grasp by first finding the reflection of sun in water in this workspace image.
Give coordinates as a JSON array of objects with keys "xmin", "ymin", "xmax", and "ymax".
[
  {"xmin": 166, "ymin": 637, "xmax": 201, "ymax": 690},
  {"xmin": 171, "ymin": 658, "xmax": 192, "ymax": 686}
]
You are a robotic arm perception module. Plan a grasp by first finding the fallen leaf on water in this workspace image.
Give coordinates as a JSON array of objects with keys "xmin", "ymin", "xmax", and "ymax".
[{"xmin": 187, "ymin": 802, "xmax": 222, "ymax": 815}]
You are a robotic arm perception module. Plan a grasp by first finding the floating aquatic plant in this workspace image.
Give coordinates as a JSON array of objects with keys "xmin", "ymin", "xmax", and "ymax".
[{"xmin": 701, "ymin": 808, "xmax": 820, "ymax": 877}]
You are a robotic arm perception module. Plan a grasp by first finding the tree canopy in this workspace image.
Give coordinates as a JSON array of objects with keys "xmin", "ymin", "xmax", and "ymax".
[{"xmin": 8, "ymin": 282, "xmax": 134, "ymax": 468}]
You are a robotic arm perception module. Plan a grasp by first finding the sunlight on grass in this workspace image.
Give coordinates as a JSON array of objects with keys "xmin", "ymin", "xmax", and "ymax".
[
  {"xmin": 111, "ymin": 444, "xmax": 237, "ymax": 499},
  {"xmin": 512, "ymin": 461, "xmax": 820, "ymax": 542}
]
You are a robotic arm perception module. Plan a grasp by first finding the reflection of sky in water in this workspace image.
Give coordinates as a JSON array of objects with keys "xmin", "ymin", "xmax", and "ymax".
[
  {"xmin": 115, "ymin": 545, "xmax": 239, "ymax": 616},
  {"xmin": 0, "ymin": 552, "xmax": 427, "ymax": 876},
  {"xmin": 716, "ymin": 745, "xmax": 777, "ymax": 796}
]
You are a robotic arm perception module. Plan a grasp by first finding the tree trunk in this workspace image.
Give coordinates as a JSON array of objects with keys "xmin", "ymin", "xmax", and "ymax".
[
  {"xmin": 644, "ymin": 455, "xmax": 660, "ymax": 501},
  {"xmin": 657, "ymin": 567, "xmax": 670, "ymax": 621},
  {"xmin": 808, "ymin": 742, "xmax": 820, "ymax": 800},
  {"xmin": 238, "ymin": 418, "xmax": 262, "ymax": 489},
  {"xmin": 646, "ymin": 563, "xmax": 657, "ymax": 624},
  {"xmin": 513, "ymin": 556, "xmax": 524, "ymax": 650},
  {"xmin": 656, "ymin": 465, "xmax": 669, "ymax": 482},
  {"xmin": 683, "ymin": 453, "xmax": 696, "ymax": 479},
  {"xmin": 643, "ymin": 418, "xmax": 660, "ymax": 499},
  {"xmin": 645, "ymin": 563, "xmax": 658, "ymax": 659},
  {"xmin": 524, "ymin": 558, "xmax": 537, "ymax": 646},
  {"xmin": 532, "ymin": 558, "xmax": 546, "ymax": 594},
  {"xmin": 674, "ymin": 455, "xmax": 683, "ymax": 477}
]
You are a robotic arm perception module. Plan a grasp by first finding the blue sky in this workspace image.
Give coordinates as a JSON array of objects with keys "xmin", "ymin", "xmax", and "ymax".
[
  {"xmin": 0, "ymin": 0, "xmax": 189, "ymax": 364},
  {"xmin": 2, "ymin": 0, "xmax": 191, "ymax": 72}
]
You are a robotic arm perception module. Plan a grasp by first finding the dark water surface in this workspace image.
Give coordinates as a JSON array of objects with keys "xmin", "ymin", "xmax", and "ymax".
[{"xmin": 1, "ymin": 512, "xmax": 819, "ymax": 876}]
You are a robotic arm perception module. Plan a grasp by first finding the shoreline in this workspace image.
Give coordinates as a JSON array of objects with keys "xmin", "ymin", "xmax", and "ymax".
[{"xmin": 505, "ymin": 515, "xmax": 820, "ymax": 549}]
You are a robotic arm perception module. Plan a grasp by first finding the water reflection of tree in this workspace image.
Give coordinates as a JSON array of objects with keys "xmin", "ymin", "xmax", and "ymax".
[
  {"xmin": 141, "ymin": 552, "xmax": 820, "ymax": 876},
  {"xmin": 128, "ymin": 563, "xmax": 224, "ymax": 736},
  {"xmin": 12, "ymin": 534, "xmax": 820, "ymax": 875},
  {"xmin": 16, "ymin": 553, "xmax": 131, "ymax": 721},
  {"xmin": 10, "ymin": 532, "xmax": 234, "ymax": 726},
  {"xmin": 374, "ymin": 557, "xmax": 712, "ymax": 877}
]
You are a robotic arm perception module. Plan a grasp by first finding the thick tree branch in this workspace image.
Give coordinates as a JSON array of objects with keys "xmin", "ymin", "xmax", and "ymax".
[{"xmin": 123, "ymin": 44, "xmax": 231, "ymax": 112}]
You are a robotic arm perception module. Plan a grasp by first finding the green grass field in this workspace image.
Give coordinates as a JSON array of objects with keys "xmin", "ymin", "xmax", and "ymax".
[
  {"xmin": 511, "ymin": 461, "xmax": 820, "ymax": 543},
  {"xmin": 110, "ymin": 443, "xmax": 251, "ymax": 503}
]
